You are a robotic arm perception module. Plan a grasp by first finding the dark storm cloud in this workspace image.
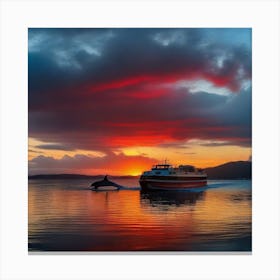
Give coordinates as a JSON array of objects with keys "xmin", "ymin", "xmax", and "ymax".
[
  {"xmin": 29, "ymin": 87, "xmax": 251, "ymax": 149},
  {"xmin": 28, "ymin": 28, "xmax": 251, "ymax": 151},
  {"xmin": 28, "ymin": 28, "xmax": 251, "ymax": 98}
]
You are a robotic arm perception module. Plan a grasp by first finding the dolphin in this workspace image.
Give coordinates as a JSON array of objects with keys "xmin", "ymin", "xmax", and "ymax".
[{"xmin": 90, "ymin": 175, "xmax": 123, "ymax": 190}]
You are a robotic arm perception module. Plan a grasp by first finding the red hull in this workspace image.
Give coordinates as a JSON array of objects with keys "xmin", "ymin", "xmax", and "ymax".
[{"xmin": 140, "ymin": 179, "xmax": 207, "ymax": 190}]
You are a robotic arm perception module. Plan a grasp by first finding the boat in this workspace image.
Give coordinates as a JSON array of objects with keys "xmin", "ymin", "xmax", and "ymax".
[{"xmin": 139, "ymin": 164, "xmax": 207, "ymax": 191}]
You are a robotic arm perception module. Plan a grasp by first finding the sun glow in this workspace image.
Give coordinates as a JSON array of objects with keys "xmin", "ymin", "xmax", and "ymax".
[{"xmin": 127, "ymin": 169, "xmax": 142, "ymax": 176}]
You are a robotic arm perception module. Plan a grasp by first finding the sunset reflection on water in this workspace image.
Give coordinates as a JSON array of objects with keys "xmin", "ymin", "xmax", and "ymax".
[{"xmin": 29, "ymin": 179, "xmax": 251, "ymax": 251}]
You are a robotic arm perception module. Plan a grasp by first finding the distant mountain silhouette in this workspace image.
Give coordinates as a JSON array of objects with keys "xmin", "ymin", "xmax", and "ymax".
[
  {"xmin": 28, "ymin": 174, "xmax": 137, "ymax": 180},
  {"xmin": 28, "ymin": 161, "xmax": 252, "ymax": 180},
  {"xmin": 204, "ymin": 161, "xmax": 251, "ymax": 179}
]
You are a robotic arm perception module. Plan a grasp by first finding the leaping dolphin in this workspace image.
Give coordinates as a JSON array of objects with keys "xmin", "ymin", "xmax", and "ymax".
[{"xmin": 90, "ymin": 175, "xmax": 123, "ymax": 190}]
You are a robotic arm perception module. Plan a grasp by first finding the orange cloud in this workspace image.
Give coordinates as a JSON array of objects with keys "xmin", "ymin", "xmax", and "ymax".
[{"xmin": 28, "ymin": 152, "xmax": 157, "ymax": 176}]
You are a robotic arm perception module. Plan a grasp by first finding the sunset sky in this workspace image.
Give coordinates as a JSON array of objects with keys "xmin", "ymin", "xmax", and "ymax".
[{"xmin": 28, "ymin": 28, "xmax": 252, "ymax": 176}]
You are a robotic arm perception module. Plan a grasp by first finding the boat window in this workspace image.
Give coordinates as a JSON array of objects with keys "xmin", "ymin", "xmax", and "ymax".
[{"xmin": 152, "ymin": 164, "xmax": 170, "ymax": 170}]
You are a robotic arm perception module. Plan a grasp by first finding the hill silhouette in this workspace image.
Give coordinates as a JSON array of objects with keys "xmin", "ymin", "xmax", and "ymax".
[
  {"xmin": 204, "ymin": 161, "xmax": 251, "ymax": 179},
  {"xmin": 28, "ymin": 174, "xmax": 137, "ymax": 180}
]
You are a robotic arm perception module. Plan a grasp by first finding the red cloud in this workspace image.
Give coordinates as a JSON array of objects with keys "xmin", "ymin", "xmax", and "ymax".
[
  {"xmin": 87, "ymin": 69, "xmax": 241, "ymax": 95},
  {"xmin": 29, "ymin": 83, "xmax": 251, "ymax": 152}
]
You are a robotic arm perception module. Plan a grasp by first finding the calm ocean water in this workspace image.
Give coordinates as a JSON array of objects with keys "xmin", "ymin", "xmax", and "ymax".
[{"xmin": 28, "ymin": 178, "xmax": 251, "ymax": 252}]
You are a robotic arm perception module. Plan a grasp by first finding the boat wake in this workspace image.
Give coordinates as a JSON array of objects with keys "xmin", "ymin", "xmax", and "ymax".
[{"xmin": 206, "ymin": 181, "xmax": 235, "ymax": 189}]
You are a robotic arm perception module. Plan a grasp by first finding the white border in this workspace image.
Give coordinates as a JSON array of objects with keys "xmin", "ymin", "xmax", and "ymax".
[{"xmin": 0, "ymin": 0, "xmax": 279, "ymax": 279}]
